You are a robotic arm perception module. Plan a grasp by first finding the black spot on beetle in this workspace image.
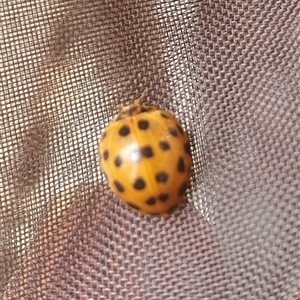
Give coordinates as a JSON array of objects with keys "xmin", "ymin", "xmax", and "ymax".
[
  {"xmin": 114, "ymin": 156, "xmax": 122, "ymax": 167},
  {"xmin": 146, "ymin": 197, "xmax": 156, "ymax": 205},
  {"xmin": 141, "ymin": 146, "xmax": 153, "ymax": 158},
  {"xmin": 114, "ymin": 180, "xmax": 125, "ymax": 192},
  {"xmin": 158, "ymin": 194, "xmax": 169, "ymax": 202},
  {"xmin": 155, "ymin": 172, "xmax": 169, "ymax": 183},
  {"xmin": 184, "ymin": 142, "xmax": 191, "ymax": 154},
  {"xmin": 138, "ymin": 120, "xmax": 149, "ymax": 130},
  {"xmin": 168, "ymin": 128, "xmax": 178, "ymax": 137},
  {"xmin": 103, "ymin": 150, "xmax": 109, "ymax": 160},
  {"xmin": 119, "ymin": 125, "xmax": 130, "ymax": 137},
  {"xmin": 159, "ymin": 141, "xmax": 170, "ymax": 151},
  {"xmin": 133, "ymin": 178, "xmax": 146, "ymax": 190},
  {"xmin": 177, "ymin": 157, "xmax": 185, "ymax": 172},
  {"xmin": 178, "ymin": 182, "xmax": 188, "ymax": 196}
]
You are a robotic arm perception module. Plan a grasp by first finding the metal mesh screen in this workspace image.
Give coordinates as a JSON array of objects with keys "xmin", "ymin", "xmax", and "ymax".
[{"xmin": 1, "ymin": 0, "xmax": 300, "ymax": 299}]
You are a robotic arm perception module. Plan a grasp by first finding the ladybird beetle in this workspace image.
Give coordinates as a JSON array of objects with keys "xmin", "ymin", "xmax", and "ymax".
[{"xmin": 98, "ymin": 96, "xmax": 192, "ymax": 214}]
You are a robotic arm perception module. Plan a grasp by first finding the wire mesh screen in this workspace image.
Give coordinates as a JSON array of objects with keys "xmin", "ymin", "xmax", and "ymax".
[{"xmin": 1, "ymin": 0, "xmax": 300, "ymax": 299}]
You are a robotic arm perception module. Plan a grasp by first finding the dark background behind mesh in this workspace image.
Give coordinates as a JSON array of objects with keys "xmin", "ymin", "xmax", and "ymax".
[{"xmin": 1, "ymin": 0, "xmax": 300, "ymax": 299}]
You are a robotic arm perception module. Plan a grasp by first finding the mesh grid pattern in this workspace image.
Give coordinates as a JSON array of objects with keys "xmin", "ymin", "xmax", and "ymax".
[{"xmin": 1, "ymin": 0, "xmax": 300, "ymax": 299}]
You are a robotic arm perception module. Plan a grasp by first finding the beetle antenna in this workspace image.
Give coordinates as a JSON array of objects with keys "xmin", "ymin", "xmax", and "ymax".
[{"xmin": 134, "ymin": 88, "xmax": 148, "ymax": 104}]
